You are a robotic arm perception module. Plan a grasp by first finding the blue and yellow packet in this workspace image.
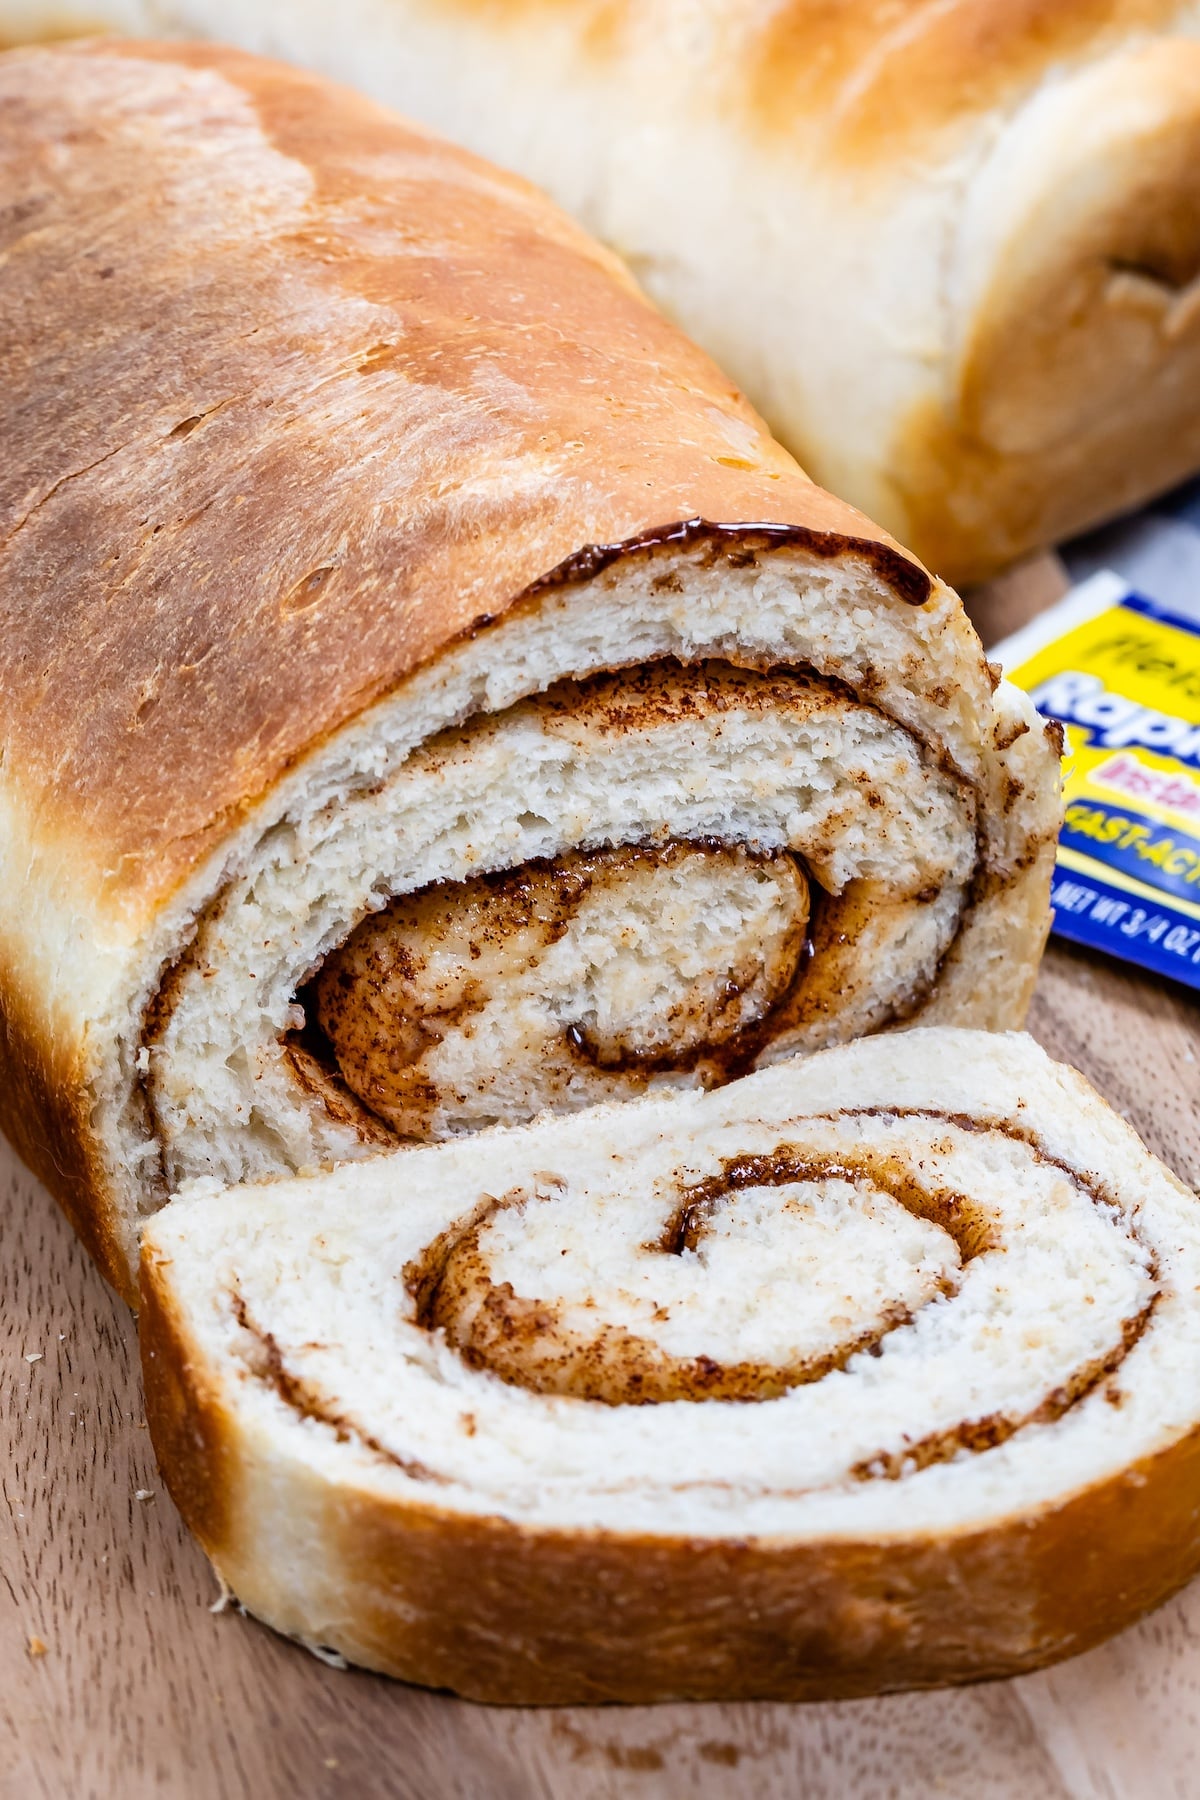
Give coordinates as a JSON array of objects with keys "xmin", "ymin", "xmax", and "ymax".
[{"xmin": 994, "ymin": 569, "xmax": 1200, "ymax": 990}]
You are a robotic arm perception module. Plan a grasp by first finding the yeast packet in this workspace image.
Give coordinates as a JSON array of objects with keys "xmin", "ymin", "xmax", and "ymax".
[{"xmin": 993, "ymin": 564, "xmax": 1200, "ymax": 990}]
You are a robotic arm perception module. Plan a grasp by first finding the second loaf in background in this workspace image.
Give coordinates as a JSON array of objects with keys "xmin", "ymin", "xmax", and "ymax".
[{"xmin": 0, "ymin": 41, "xmax": 1061, "ymax": 1299}]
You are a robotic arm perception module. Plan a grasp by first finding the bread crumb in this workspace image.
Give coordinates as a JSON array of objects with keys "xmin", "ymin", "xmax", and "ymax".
[
  {"xmin": 135, "ymin": 1489, "xmax": 155, "ymax": 1502},
  {"xmin": 209, "ymin": 1576, "xmax": 237, "ymax": 1615},
  {"xmin": 26, "ymin": 1636, "xmax": 47, "ymax": 1659}
]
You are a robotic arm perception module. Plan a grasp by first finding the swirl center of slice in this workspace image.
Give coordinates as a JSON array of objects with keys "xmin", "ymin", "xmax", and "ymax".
[
  {"xmin": 314, "ymin": 841, "xmax": 811, "ymax": 1135},
  {"xmin": 407, "ymin": 1160, "xmax": 965, "ymax": 1403}
]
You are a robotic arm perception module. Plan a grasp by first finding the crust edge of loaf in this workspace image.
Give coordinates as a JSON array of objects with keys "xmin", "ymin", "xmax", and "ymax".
[
  {"xmin": 0, "ymin": 980, "xmax": 124, "ymax": 1283},
  {"xmin": 139, "ymin": 1245, "xmax": 1200, "ymax": 1704}
]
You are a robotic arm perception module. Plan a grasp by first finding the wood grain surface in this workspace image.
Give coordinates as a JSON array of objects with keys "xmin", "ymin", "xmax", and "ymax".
[{"xmin": 2, "ymin": 555, "xmax": 1198, "ymax": 1800}]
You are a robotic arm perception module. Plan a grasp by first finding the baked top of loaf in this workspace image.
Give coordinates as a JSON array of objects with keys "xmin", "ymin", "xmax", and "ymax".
[
  {"xmin": 6, "ymin": 2, "xmax": 1193, "ymax": 166},
  {"xmin": 3, "ymin": 7, "xmax": 1200, "ymax": 582},
  {"xmin": 141, "ymin": 1027, "xmax": 1200, "ymax": 1699},
  {"xmin": 0, "ymin": 36, "xmax": 925, "ymax": 930},
  {"xmin": 693, "ymin": 0, "xmax": 1195, "ymax": 159}
]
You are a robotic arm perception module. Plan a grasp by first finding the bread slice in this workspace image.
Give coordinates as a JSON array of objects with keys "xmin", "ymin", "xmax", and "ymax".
[
  {"xmin": 141, "ymin": 1027, "xmax": 1200, "ymax": 1702},
  {"xmin": 0, "ymin": 42, "xmax": 1060, "ymax": 1298}
]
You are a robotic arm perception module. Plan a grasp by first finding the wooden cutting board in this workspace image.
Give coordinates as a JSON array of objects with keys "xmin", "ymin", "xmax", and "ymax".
[{"xmin": 2, "ymin": 557, "xmax": 1198, "ymax": 1800}]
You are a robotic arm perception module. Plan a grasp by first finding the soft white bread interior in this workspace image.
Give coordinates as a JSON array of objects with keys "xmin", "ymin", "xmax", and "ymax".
[
  {"xmin": 0, "ymin": 43, "xmax": 1061, "ymax": 1298},
  {"xmin": 142, "ymin": 1028, "xmax": 1200, "ymax": 1703},
  {"xmin": 3, "ymin": 2, "xmax": 1199, "ymax": 580}
]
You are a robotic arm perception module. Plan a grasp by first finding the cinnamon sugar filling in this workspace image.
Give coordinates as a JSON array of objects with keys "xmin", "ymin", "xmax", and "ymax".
[
  {"xmin": 306, "ymin": 840, "xmax": 814, "ymax": 1137},
  {"xmin": 280, "ymin": 661, "xmax": 977, "ymax": 1142}
]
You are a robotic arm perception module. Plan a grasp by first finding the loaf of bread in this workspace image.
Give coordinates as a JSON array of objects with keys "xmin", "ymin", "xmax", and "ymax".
[
  {"xmin": 0, "ymin": 40, "xmax": 1059, "ymax": 1300},
  {"xmin": 141, "ymin": 1027, "xmax": 1200, "ymax": 1702},
  {"xmin": 2, "ymin": 4, "xmax": 1198, "ymax": 582}
]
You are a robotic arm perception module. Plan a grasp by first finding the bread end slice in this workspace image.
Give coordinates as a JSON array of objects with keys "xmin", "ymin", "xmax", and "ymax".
[{"xmin": 140, "ymin": 1029, "xmax": 1200, "ymax": 1701}]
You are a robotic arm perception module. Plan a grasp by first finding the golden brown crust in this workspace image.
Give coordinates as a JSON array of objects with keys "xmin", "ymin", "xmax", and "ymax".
[
  {"xmin": 337, "ymin": 1430, "xmax": 1200, "ymax": 1701},
  {"xmin": 747, "ymin": 0, "xmax": 1187, "ymax": 158},
  {"xmin": 0, "ymin": 984, "xmax": 119, "ymax": 1277},
  {"xmin": 139, "ymin": 1250, "xmax": 237, "ymax": 1558},
  {"xmin": 139, "ymin": 1246, "xmax": 1200, "ymax": 1703},
  {"xmin": 428, "ymin": 0, "xmax": 1187, "ymax": 163},
  {"xmin": 0, "ymin": 39, "xmax": 923, "ymax": 924}
]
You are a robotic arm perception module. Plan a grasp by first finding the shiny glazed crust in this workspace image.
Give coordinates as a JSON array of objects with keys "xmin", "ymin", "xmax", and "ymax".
[{"xmin": 0, "ymin": 40, "xmax": 956, "ymax": 1291}]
